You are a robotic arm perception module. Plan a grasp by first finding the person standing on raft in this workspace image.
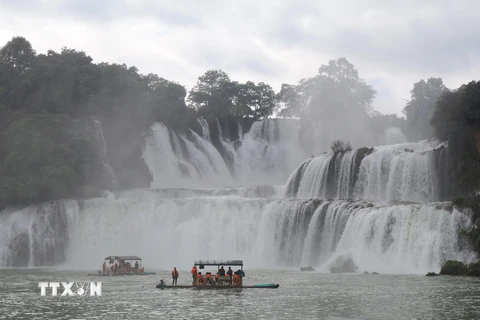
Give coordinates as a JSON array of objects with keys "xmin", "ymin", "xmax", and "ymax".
[
  {"xmin": 191, "ymin": 265, "xmax": 198, "ymax": 284},
  {"xmin": 172, "ymin": 267, "xmax": 179, "ymax": 285}
]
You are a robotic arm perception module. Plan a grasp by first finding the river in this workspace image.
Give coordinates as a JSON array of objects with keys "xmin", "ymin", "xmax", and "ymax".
[{"xmin": 1, "ymin": 269, "xmax": 479, "ymax": 319}]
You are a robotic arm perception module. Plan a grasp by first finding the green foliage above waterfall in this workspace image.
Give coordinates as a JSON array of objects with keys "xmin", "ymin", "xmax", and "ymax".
[
  {"xmin": 402, "ymin": 78, "xmax": 448, "ymax": 141},
  {"xmin": 432, "ymin": 81, "xmax": 480, "ymax": 256},
  {"xmin": 187, "ymin": 69, "xmax": 277, "ymax": 121},
  {"xmin": 431, "ymin": 81, "xmax": 480, "ymax": 196},
  {"xmin": 0, "ymin": 36, "xmax": 197, "ymax": 208},
  {"xmin": 276, "ymin": 58, "xmax": 376, "ymax": 119}
]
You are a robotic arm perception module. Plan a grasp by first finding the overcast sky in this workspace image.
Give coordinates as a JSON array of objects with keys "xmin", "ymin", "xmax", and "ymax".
[{"xmin": 0, "ymin": 0, "xmax": 479, "ymax": 115}]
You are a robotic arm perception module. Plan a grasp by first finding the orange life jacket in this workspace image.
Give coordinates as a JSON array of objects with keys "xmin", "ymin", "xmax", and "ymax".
[
  {"xmin": 197, "ymin": 273, "xmax": 202, "ymax": 279},
  {"xmin": 206, "ymin": 274, "xmax": 211, "ymax": 278},
  {"xmin": 215, "ymin": 274, "xmax": 219, "ymax": 279},
  {"xmin": 172, "ymin": 270, "xmax": 178, "ymax": 277},
  {"xmin": 191, "ymin": 267, "xmax": 197, "ymax": 274}
]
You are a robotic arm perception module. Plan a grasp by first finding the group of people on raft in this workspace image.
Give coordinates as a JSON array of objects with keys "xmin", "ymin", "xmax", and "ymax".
[
  {"xmin": 167, "ymin": 265, "xmax": 245, "ymax": 286},
  {"xmin": 188, "ymin": 265, "xmax": 245, "ymax": 286},
  {"xmin": 102, "ymin": 259, "xmax": 144, "ymax": 275}
]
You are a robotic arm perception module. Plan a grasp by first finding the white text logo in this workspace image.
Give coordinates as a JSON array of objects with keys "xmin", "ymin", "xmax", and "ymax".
[{"xmin": 38, "ymin": 282, "xmax": 102, "ymax": 296}]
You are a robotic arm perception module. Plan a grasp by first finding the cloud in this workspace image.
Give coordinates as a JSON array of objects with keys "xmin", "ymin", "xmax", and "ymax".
[{"xmin": 0, "ymin": 0, "xmax": 479, "ymax": 115}]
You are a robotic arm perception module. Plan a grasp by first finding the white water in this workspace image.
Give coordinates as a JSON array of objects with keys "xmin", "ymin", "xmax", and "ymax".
[
  {"xmin": 92, "ymin": 118, "xmax": 119, "ymax": 189},
  {"xmin": 290, "ymin": 139, "xmax": 445, "ymax": 203},
  {"xmin": 0, "ymin": 193, "xmax": 471, "ymax": 274},
  {"xmin": 0, "ymin": 118, "xmax": 473, "ymax": 274},
  {"xmin": 142, "ymin": 123, "xmax": 233, "ymax": 188}
]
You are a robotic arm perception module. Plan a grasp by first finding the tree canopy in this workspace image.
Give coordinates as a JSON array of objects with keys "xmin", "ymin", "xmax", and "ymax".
[
  {"xmin": 188, "ymin": 69, "xmax": 276, "ymax": 121},
  {"xmin": 276, "ymin": 58, "xmax": 376, "ymax": 118},
  {"xmin": 403, "ymin": 78, "xmax": 447, "ymax": 141}
]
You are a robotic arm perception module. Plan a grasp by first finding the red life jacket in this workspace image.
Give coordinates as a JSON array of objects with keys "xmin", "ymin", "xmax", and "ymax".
[{"xmin": 172, "ymin": 270, "xmax": 179, "ymax": 277}]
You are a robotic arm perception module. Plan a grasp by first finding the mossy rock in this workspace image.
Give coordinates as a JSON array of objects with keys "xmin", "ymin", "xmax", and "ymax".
[
  {"xmin": 466, "ymin": 262, "xmax": 480, "ymax": 276},
  {"xmin": 440, "ymin": 260, "xmax": 468, "ymax": 275},
  {"xmin": 426, "ymin": 272, "xmax": 438, "ymax": 276}
]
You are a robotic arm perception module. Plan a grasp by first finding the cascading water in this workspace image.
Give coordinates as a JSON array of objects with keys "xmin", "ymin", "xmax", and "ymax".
[
  {"xmin": 142, "ymin": 122, "xmax": 233, "ymax": 188},
  {"xmin": 0, "ymin": 195, "xmax": 473, "ymax": 274},
  {"xmin": 0, "ymin": 200, "xmax": 78, "ymax": 267},
  {"xmin": 92, "ymin": 118, "xmax": 119, "ymax": 189},
  {"xmin": 287, "ymin": 139, "xmax": 447, "ymax": 203},
  {"xmin": 0, "ymin": 117, "xmax": 474, "ymax": 274}
]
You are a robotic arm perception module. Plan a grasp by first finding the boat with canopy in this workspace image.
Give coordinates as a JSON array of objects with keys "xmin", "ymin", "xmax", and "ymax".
[
  {"xmin": 88, "ymin": 256, "xmax": 156, "ymax": 276},
  {"xmin": 156, "ymin": 259, "xmax": 279, "ymax": 289}
]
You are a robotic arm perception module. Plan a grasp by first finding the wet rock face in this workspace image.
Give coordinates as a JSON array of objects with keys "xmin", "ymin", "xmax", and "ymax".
[
  {"xmin": 330, "ymin": 256, "xmax": 358, "ymax": 273},
  {"xmin": 300, "ymin": 266, "xmax": 315, "ymax": 272},
  {"xmin": 7, "ymin": 233, "xmax": 30, "ymax": 267}
]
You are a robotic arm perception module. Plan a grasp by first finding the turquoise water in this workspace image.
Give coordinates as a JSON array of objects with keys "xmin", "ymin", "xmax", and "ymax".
[{"xmin": 1, "ymin": 269, "xmax": 479, "ymax": 319}]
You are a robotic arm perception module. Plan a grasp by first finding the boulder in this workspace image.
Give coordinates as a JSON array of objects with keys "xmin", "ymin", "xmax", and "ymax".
[
  {"xmin": 440, "ymin": 260, "xmax": 468, "ymax": 275},
  {"xmin": 330, "ymin": 256, "xmax": 358, "ymax": 273},
  {"xmin": 300, "ymin": 266, "xmax": 315, "ymax": 272}
]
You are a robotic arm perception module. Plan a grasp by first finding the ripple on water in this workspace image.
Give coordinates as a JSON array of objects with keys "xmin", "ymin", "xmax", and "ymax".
[{"xmin": 0, "ymin": 269, "xmax": 479, "ymax": 319}]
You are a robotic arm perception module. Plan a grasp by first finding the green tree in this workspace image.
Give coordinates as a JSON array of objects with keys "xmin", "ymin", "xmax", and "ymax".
[
  {"xmin": 277, "ymin": 58, "xmax": 376, "ymax": 118},
  {"xmin": 403, "ymin": 78, "xmax": 447, "ymax": 141},
  {"xmin": 431, "ymin": 81, "xmax": 480, "ymax": 195},
  {"xmin": 188, "ymin": 69, "xmax": 276, "ymax": 121}
]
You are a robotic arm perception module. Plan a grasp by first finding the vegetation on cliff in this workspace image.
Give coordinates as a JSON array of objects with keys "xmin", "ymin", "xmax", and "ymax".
[
  {"xmin": 440, "ymin": 260, "xmax": 480, "ymax": 276},
  {"xmin": 431, "ymin": 81, "xmax": 480, "ymax": 256},
  {"xmin": 1, "ymin": 36, "xmax": 411, "ymax": 209},
  {"xmin": 0, "ymin": 37, "xmax": 200, "ymax": 208}
]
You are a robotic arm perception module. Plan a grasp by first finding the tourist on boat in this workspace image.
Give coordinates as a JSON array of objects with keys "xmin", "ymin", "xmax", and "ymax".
[
  {"xmin": 227, "ymin": 267, "xmax": 233, "ymax": 284},
  {"xmin": 191, "ymin": 265, "xmax": 198, "ymax": 283},
  {"xmin": 102, "ymin": 262, "xmax": 107, "ymax": 275},
  {"xmin": 219, "ymin": 266, "xmax": 225, "ymax": 276},
  {"xmin": 215, "ymin": 272, "xmax": 219, "ymax": 284},
  {"xmin": 206, "ymin": 272, "xmax": 212, "ymax": 284},
  {"xmin": 172, "ymin": 267, "xmax": 179, "ymax": 285},
  {"xmin": 232, "ymin": 273, "xmax": 241, "ymax": 285},
  {"xmin": 135, "ymin": 261, "xmax": 139, "ymax": 272},
  {"xmin": 235, "ymin": 269, "xmax": 245, "ymax": 277}
]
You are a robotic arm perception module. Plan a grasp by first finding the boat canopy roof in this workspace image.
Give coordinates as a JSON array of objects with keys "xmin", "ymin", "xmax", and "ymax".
[
  {"xmin": 105, "ymin": 256, "xmax": 142, "ymax": 261},
  {"xmin": 194, "ymin": 260, "xmax": 243, "ymax": 266}
]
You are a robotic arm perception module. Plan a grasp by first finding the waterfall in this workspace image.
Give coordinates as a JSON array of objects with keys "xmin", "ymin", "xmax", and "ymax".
[
  {"xmin": 92, "ymin": 118, "xmax": 119, "ymax": 189},
  {"xmin": 0, "ymin": 116, "xmax": 470, "ymax": 275},
  {"xmin": 287, "ymin": 139, "xmax": 447, "ymax": 203},
  {"xmin": 0, "ymin": 200, "xmax": 78, "ymax": 267},
  {"xmin": 142, "ymin": 122, "xmax": 233, "ymax": 188},
  {"xmin": 0, "ymin": 196, "xmax": 473, "ymax": 274},
  {"xmin": 197, "ymin": 117, "xmax": 211, "ymax": 141},
  {"xmin": 144, "ymin": 119, "xmax": 309, "ymax": 187}
]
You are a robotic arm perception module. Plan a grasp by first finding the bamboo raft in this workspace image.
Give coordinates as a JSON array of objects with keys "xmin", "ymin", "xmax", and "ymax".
[
  {"xmin": 156, "ymin": 283, "xmax": 279, "ymax": 289},
  {"xmin": 88, "ymin": 272, "xmax": 156, "ymax": 276},
  {"xmin": 156, "ymin": 260, "xmax": 279, "ymax": 290}
]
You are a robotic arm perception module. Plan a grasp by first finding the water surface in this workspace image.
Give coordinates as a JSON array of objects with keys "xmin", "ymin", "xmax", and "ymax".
[{"xmin": 1, "ymin": 269, "xmax": 479, "ymax": 319}]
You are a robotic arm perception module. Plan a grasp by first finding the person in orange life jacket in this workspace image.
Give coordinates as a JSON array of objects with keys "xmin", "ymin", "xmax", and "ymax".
[
  {"xmin": 191, "ymin": 266, "xmax": 198, "ymax": 281},
  {"xmin": 233, "ymin": 272, "xmax": 241, "ymax": 285},
  {"xmin": 102, "ymin": 262, "xmax": 107, "ymax": 275},
  {"xmin": 172, "ymin": 267, "xmax": 179, "ymax": 285}
]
